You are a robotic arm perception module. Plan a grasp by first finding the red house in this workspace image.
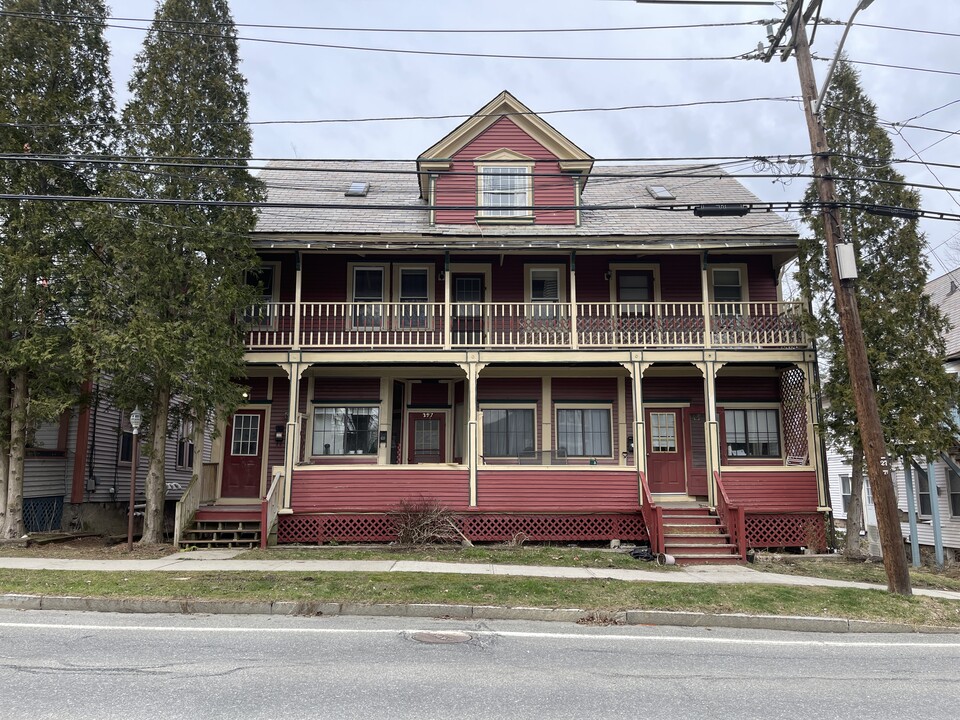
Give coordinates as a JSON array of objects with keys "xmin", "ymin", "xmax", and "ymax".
[{"xmin": 177, "ymin": 92, "xmax": 829, "ymax": 562}]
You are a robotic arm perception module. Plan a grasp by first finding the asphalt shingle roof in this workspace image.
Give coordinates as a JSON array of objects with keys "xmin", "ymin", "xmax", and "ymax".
[{"xmin": 254, "ymin": 160, "xmax": 798, "ymax": 247}]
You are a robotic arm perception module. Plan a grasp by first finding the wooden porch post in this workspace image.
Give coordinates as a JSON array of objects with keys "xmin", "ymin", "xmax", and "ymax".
[
  {"xmin": 443, "ymin": 252, "xmax": 452, "ymax": 350},
  {"xmin": 569, "ymin": 251, "xmax": 579, "ymax": 350},
  {"xmin": 293, "ymin": 251, "xmax": 302, "ymax": 350},
  {"xmin": 799, "ymin": 360, "xmax": 828, "ymax": 508},
  {"xmin": 459, "ymin": 358, "xmax": 485, "ymax": 507},
  {"xmin": 701, "ymin": 252, "xmax": 713, "ymax": 349},
  {"xmin": 282, "ymin": 361, "xmax": 304, "ymax": 511},
  {"xmin": 699, "ymin": 360, "xmax": 723, "ymax": 507},
  {"xmin": 626, "ymin": 357, "xmax": 649, "ymax": 502}
]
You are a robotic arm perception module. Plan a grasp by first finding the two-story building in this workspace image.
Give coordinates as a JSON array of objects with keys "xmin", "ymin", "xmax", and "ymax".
[{"xmin": 181, "ymin": 91, "xmax": 829, "ymax": 561}]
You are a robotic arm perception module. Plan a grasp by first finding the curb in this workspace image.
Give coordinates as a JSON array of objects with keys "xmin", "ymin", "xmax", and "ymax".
[{"xmin": 2, "ymin": 593, "xmax": 958, "ymax": 634}]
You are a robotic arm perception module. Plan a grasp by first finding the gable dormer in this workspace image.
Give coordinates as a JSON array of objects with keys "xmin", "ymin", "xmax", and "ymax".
[{"xmin": 417, "ymin": 91, "xmax": 593, "ymax": 226}]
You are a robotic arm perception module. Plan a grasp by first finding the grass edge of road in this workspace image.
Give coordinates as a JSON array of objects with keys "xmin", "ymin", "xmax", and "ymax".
[{"xmin": 2, "ymin": 568, "xmax": 959, "ymax": 628}]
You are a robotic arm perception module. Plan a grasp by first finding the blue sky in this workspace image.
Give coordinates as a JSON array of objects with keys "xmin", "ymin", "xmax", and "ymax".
[{"xmin": 104, "ymin": 1, "xmax": 960, "ymax": 278}]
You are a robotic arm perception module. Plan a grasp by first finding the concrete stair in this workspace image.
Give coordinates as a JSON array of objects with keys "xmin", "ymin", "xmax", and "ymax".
[
  {"xmin": 180, "ymin": 506, "xmax": 261, "ymax": 549},
  {"xmin": 660, "ymin": 506, "xmax": 741, "ymax": 565}
]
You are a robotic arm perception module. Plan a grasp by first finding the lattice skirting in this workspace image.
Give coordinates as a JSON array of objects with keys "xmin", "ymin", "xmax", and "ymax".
[
  {"xmin": 746, "ymin": 512, "xmax": 826, "ymax": 551},
  {"xmin": 23, "ymin": 496, "xmax": 64, "ymax": 533},
  {"xmin": 277, "ymin": 512, "xmax": 649, "ymax": 544}
]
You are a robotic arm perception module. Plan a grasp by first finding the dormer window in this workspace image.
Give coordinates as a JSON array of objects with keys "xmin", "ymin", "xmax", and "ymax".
[
  {"xmin": 479, "ymin": 167, "xmax": 529, "ymax": 217},
  {"xmin": 474, "ymin": 149, "xmax": 535, "ymax": 224}
]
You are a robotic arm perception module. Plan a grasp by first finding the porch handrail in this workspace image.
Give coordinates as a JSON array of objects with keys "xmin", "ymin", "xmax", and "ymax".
[
  {"xmin": 714, "ymin": 470, "xmax": 747, "ymax": 561},
  {"xmin": 173, "ymin": 462, "xmax": 219, "ymax": 547},
  {"xmin": 260, "ymin": 468, "xmax": 284, "ymax": 549},
  {"xmin": 638, "ymin": 470, "xmax": 664, "ymax": 555}
]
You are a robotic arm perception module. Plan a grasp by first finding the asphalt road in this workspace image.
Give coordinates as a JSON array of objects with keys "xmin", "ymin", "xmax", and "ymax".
[{"xmin": 0, "ymin": 609, "xmax": 957, "ymax": 720}]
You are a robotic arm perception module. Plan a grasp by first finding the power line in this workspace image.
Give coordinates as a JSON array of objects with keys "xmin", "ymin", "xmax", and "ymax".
[
  {"xmin": 854, "ymin": 22, "xmax": 960, "ymax": 40},
  {"xmin": 3, "ymin": 192, "xmax": 956, "ymax": 222},
  {"xmin": 0, "ymin": 96, "xmax": 803, "ymax": 130},
  {"xmin": 0, "ymin": 11, "xmax": 763, "ymax": 34},
  {"xmin": 813, "ymin": 55, "xmax": 960, "ymax": 79}
]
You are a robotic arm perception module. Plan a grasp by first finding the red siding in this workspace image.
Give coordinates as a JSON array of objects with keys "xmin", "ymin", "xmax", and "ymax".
[
  {"xmin": 642, "ymin": 376, "xmax": 703, "ymax": 404},
  {"xmin": 721, "ymin": 470, "xmax": 818, "ymax": 511},
  {"xmin": 267, "ymin": 377, "xmax": 289, "ymax": 473},
  {"xmin": 291, "ymin": 468, "xmax": 470, "ymax": 511},
  {"xmin": 476, "ymin": 470, "xmax": 639, "ymax": 511},
  {"xmin": 716, "ymin": 377, "xmax": 779, "ymax": 402},
  {"xmin": 313, "ymin": 377, "xmax": 380, "ymax": 402},
  {"xmin": 411, "ymin": 382, "xmax": 449, "ymax": 406},
  {"xmin": 247, "ymin": 377, "xmax": 269, "ymax": 402},
  {"xmin": 258, "ymin": 252, "xmax": 298, "ymax": 303},
  {"xmin": 435, "ymin": 117, "xmax": 577, "ymax": 225},
  {"xmin": 709, "ymin": 254, "xmax": 778, "ymax": 302}
]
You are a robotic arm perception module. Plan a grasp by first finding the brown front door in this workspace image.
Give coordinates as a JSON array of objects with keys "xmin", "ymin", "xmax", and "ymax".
[
  {"xmin": 222, "ymin": 409, "xmax": 265, "ymax": 498},
  {"xmin": 646, "ymin": 409, "xmax": 686, "ymax": 494},
  {"xmin": 408, "ymin": 411, "xmax": 445, "ymax": 464}
]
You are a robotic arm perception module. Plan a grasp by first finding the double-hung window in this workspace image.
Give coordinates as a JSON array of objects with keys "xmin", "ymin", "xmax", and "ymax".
[
  {"xmin": 556, "ymin": 407, "xmax": 612, "ymax": 457},
  {"xmin": 479, "ymin": 166, "xmax": 529, "ymax": 218},
  {"xmin": 840, "ymin": 474, "xmax": 852, "ymax": 514},
  {"xmin": 353, "ymin": 266, "xmax": 384, "ymax": 328},
  {"xmin": 724, "ymin": 408, "xmax": 780, "ymax": 459},
  {"xmin": 949, "ymin": 467, "xmax": 960, "ymax": 517},
  {"xmin": 176, "ymin": 418, "xmax": 195, "ymax": 470},
  {"xmin": 482, "ymin": 407, "xmax": 535, "ymax": 458},
  {"xmin": 246, "ymin": 263, "xmax": 278, "ymax": 328},
  {"xmin": 398, "ymin": 268, "xmax": 429, "ymax": 328},
  {"xmin": 313, "ymin": 406, "xmax": 380, "ymax": 456},
  {"xmin": 916, "ymin": 465, "xmax": 932, "ymax": 516}
]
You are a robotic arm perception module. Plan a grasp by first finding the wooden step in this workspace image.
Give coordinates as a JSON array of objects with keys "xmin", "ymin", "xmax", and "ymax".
[{"xmin": 664, "ymin": 542, "xmax": 738, "ymax": 555}]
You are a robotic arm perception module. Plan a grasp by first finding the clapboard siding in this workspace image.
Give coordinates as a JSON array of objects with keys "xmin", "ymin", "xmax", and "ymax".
[
  {"xmin": 291, "ymin": 468, "xmax": 470, "ymax": 511},
  {"xmin": 268, "ymin": 377, "xmax": 290, "ymax": 474},
  {"xmin": 642, "ymin": 376, "xmax": 703, "ymax": 403},
  {"xmin": 716, "ymin": 377, "xmax": 780, "ymax": 402},
  {"xmin": 895, "ymin": 461, "xmax": 960, "ymax": 551},
  {"xmin": 435, "ymin": 117, "xmax": 577, "ymax": 225},
  {"xmin": 476, "ymin": 470, "xmax": 639, "ymax": 511},
  {"xmin": 721, "ymin": 470, "xmax": 819, "ymax": 511},
  {"xmin": 23, "ymin": 458, "xmax": 69, "ymax": 499},
  {"xmin": 410, "ymin": 382, "xmax": 449, "ymax": 406},
  {"xmin": 313, "ymin": 377, "xmax": 380, "ymax": 402}
]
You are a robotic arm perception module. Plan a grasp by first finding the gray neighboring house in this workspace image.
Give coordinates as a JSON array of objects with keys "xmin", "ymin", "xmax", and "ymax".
[{"xmin": 21, "ymin": 379, "xmax": 211, "ymax": 535}]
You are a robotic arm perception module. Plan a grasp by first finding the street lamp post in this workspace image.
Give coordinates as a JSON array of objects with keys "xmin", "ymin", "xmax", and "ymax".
[{"xmin": 127, "ymin": 406, "xmax": 143, "ymax": 552}]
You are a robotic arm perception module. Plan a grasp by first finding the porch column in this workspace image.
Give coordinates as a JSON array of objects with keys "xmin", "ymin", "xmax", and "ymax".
[
  {"xmin": 701, "ymin": 252, "xmax": 713, "ymax": 349},
  {"xmin": 698, "ymin": 360, "xmax": 723, "ymax": 507},
  {"xmin": 798, "ymin": 360, "xmax": 828, "ymax": 508},
  {"xmin": 443, "ymin": 252, "xmax": 452, "ymax": 350},
  {"xmin": 903, "ymin": 460, "xmax": 921, "ymax": 567},
  {"xmin": 282, "ymin": 361, "xmax": 305, "ymax": 511},
  {"xmin": 624, "ymin": 356, "xmax": 650, "ymax": 501},
  {"xmin": 292, "ymin": 251, "xmax": 302, "ymax": 350},
  {"xmin": 459, "ymin": 358, "xmax": 485, "ymax": 507},
  {"xmin": 569, "ymin": 251, "xmax": 579, "ymax": 350}
]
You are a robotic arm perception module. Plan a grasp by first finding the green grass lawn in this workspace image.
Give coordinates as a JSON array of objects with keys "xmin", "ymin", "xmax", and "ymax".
[
  {"xmin": 2, "ymin": 568, "xmax": 959, "ymax": 627},
  {"xmin": 235, "ymin": 544, "xmax": 672, "ymax": 570},
  {"xmin": 755, "ymin": 556, "xmax": 960, "ymax": 592}
]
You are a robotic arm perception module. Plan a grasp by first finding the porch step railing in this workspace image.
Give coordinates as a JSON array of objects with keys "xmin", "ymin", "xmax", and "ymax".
[
  {"xmin": 714, "ymin": 470, "xmax": 747, "ymax": 561},
  {"xmin": 245, "ymin": 300, "xmax": 808, "ymax": 351},
  {"xmin": 173, "ymin": 462, "xmax": 219, "ymax": 547},
  {"xmin": 639, "ymin": 470, "xmax": 664, "ymax": 555},
  {"xmin": 259, "ymin": 468, "xmax": 284, "ymax": 549}
]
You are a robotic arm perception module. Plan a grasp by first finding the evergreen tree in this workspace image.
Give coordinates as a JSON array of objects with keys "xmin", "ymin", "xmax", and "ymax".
[
  {"xmin": 92, "ymin": 0, "xmax": 262, "ymax": 543},
  {"xmin": 0, "ymin": 1, "xmax": 115, "ymax": 537},
  {"xmin": 798, "ymin": 59, "xmax": 960, "ymax": 556}
]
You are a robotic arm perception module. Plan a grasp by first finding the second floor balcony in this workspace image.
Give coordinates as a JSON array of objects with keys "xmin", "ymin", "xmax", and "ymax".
[{"xmin": 245, "ymin": 300, "xmax": 808, "ymax": 352}]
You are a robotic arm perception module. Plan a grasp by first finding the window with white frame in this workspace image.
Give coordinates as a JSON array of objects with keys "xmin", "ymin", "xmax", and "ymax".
[
  {"xmin": 482, "ymin": 407, "xmax": 535, "ymax": 458},
  {"xmin": 916, "ymin": 465, "xmax": 932, "ymax": 516},
  {"xmin": 840, "ymin": 473, "xmax": 852, "ymax": 514},
  {"xmin": 398, "ymin": 267, "xmax": 429, "ymax": 328},
  {"xmin": 556, "ymin": 407, "xmax": 612, "ymax": 457},
  {"xmin": 724, "ymin": 408, "xmax": 780, "ymax": 459},
  {"xmin": 712, "ymin": 267, "xmax": 744, "ymax": 312},
  {"xmin": 352, "ymin": 266, "xmax": 385, "ymax": 328},
  {"xmin": 313, "ymin": 406, "xmax": 380, "ymax": 456},
  {"xmin": 649, "ymin": 412, "xmax": 677, "ymax": 453},
  {"xmin": 479, "ymin": 166, "xmax": 529, "ymax": 217},
  {"xmin": 529, "ymin": 268, "xmax": 561, "ymax": 321},
  {"xmin": 949, "ymin": 467, "xmax": 960, "ymax": 517},
  {"xmin": 118, "ymin": 412, "xmax": 134, "ymax": 464},
  {"xmin": 245, "ymin": 263, "xmax": 278, "ymax": 327},
  {"xmin": 176, "ymin": 417, "xmax": 195, "ymax": 470}
]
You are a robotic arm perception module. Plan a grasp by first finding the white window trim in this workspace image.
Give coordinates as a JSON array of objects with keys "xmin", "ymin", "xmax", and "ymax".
[
  {"xmin": 176, "ymin": 417, "xmax": 195, "ymax": 470},
  {"xmin": 311, "ymin": 405, "xmax": 382, "ymax": 458},
  {"xmin": 949, "ymin": 467, "xmax": 960, "ymax": 518},
  {"xmin": 607, "ymin": 263, "xmax": 662, "ymax": 304},
  {"xmin": 648, "ymin": 410, "xmax": 679, "ymax": 454},
  {"xmin": 525, "ymin": 265, "xmax": 567, "ymax": 305},
  {"xmin": 720, "ymin": 403, "xmax": 783, "ymax": 461},
  {"xmin": 475, "ymin": 151, "xmax": 535, "ymax": 223},
  {"xmin": 348, "ymin": 263, "xmax": 389, "ymax": 331},
  {"xmin": 916, "ymin": 466, "xmax": 933, "ymax": 518},
  {"xmin": 249, "ymin": 261, "xmax": 281, "ymax": 330},
  {"xmin": 480, "ymin": 403, "xmax": 538, "ymax": 458},
  {"xmin": 392, "ymin": 264, "xmax": 436, "ymax": 332},
  {"xmin": 708, "ymin": 263, "xmax": 750, "ymax": 304},
  {"xmin": 554, "ymin": 403, "xmax": 615, "ymax": 458}
]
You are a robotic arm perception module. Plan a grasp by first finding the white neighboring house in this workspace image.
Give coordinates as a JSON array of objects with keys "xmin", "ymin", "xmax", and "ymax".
[
  {"xmin": 21, "ymin": 380, "xmax": 211, "ymax": 535},
  {"xmin": 825, "ymin": 449, "xmax": 881, "ymax": 556},
  {"xmin": 889, "ymin": 272, "xmax": 960, "ymax": 563}
]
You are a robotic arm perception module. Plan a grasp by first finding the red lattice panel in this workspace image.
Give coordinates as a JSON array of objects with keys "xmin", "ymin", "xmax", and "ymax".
[
  {"xmin": 278, "ymin": 512, "xmax": 648, "ymax": 544},
  {"xmin": 780, "ymin": 366, "xmax": 809, "ymax": 461},
  {"xmin": 746, "ymin": 512, "xmax": 826, "ymax": 550}
]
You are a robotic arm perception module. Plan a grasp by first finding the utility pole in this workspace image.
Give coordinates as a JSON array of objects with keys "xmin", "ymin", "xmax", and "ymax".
[{"xmin": 775, "ymin": 6, "xmax": 911, "ymax": 594}]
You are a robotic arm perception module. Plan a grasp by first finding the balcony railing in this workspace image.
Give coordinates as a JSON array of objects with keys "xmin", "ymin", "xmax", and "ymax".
[{"xmin": 246, "ymin": 300, "xmax": 807, "ymax": 351}]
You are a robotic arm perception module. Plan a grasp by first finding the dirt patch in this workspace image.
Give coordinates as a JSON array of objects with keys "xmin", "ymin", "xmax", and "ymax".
[{"xmin": 0, "ymin": 535, "xmax": 177, "ymax": 560}]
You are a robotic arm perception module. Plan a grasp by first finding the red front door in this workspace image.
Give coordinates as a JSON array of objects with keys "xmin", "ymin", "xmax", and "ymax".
[
  {"xmin": 408, "ymin": 411, "xmax": 445, "ymax": 464},
  {"xmin": 222, "ymin": 409, "xmax": 265, "ymax": 498},
  {"xmin": 646, "ymin": 409, "xmax": 686, "ymax": 494}
]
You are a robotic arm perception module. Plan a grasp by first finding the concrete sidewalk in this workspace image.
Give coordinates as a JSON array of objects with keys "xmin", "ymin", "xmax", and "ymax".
[{"xmin": 2, "ymin": 551, "xmax": 959, "ymax": 601}]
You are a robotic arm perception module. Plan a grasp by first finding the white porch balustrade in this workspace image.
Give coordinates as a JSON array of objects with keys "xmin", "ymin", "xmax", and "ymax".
[{"xmin": 244, "ymin": 300, "xmax": 807, "ymax": 351}]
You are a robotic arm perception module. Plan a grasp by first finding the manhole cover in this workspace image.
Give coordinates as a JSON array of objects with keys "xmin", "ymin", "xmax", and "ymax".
[{"xmin": 410, "ymin": 631, "xmax": 472, "ymax": 645}]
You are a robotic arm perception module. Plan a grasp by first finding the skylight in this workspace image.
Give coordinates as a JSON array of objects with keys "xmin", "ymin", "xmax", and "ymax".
[
  {"xmin": 646, "ymin": 185, "xmax": 675, "ymax": 200},
  {"xmin": 345, "ymin": 181, "xmax": 370, "ymax": 197}
]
